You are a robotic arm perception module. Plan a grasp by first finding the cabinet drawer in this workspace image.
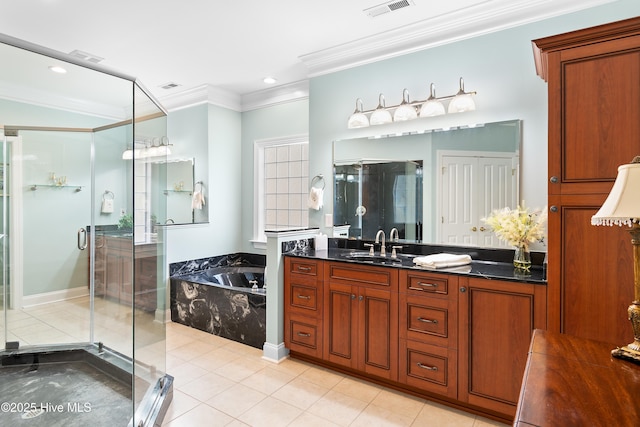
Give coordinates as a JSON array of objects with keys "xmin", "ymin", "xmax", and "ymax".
[
  {"xmin": 400, "ymin": 294, "xmax": 456, "ymax": 347},
  {"xmin": 289, "ymin": 259, "xmax": 319, "ymax": 277},
  {"xmin": 288, "ymin": 283, "xmax": 320, "ymax": 313},
  {"xmin": 399, "ymin": 339, "xmax": 457, "ymax": 398},
  {"xmin": 285, "ymin": 314, "xmax": 322, "ymax": 359},
  {"xmin": 327, "ymin": 262, "xmax": 398, "ymax": 290},
  {"xmin": 407, "ymin": 303, "xmax": 447, "ymax": 337},
  {"xmin": 401, "ymin": 270, "xmax": 453, "ymax": 296}
]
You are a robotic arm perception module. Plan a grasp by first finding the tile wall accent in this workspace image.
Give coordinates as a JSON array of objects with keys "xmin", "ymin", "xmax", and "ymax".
[{"xmin": 264, "ymin": 142, "xmax": 309, "ymax": 230}]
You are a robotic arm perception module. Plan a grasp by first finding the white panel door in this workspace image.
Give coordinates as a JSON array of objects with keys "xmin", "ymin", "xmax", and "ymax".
[{"xmin": 438, "ymin": 153, "xmax": 518, "ymax": 246}]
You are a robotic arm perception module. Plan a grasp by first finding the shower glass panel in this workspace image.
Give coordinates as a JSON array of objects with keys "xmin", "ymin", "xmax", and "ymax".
[{"xmin": 0, "ymin": 35, "xmax": 171, "ymax": 426}]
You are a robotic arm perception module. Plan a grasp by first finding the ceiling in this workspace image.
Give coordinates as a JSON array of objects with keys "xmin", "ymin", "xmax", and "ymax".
[{"xmin": 0, "ymin": 0, "xmax": 615, "ymax": 112}]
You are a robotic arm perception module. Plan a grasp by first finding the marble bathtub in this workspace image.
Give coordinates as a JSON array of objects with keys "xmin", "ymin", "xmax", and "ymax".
[{"xmin": 170, "ymin": 260, "xmax": 266, "ymax": 349}]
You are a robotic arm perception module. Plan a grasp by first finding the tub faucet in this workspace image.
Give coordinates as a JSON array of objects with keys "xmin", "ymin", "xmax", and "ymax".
[
  {"xmin": 389, "ymin": 227, "xmax": 399, "ymax": 242},
  {"xmin": 375, "ymin": 230, "xmax": 386, "ymax": 257}
]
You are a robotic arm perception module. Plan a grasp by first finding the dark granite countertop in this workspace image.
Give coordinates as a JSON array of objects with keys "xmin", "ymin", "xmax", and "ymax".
[{"xmin": 284, "ymin": 239, "xmax": 546, "ymax": 285}]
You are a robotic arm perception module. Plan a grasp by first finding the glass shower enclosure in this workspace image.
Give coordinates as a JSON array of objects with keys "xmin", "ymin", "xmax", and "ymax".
[{"xmin": 0, "ymin": 35, "xmax": 171, "ymax": 426}]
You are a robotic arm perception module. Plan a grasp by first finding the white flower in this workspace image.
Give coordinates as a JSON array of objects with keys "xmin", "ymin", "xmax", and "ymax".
[{"xmin": 482, "ymin": 202, "xmax": 547, "ymax": 250}]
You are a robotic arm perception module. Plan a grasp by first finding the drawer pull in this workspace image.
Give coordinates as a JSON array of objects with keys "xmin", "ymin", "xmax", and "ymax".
[
  {"xmin": 297, "ymin": 332, "xmax": 311, "ymax": 337},
  {"xmin": 417, "ymin": 317, "xmax": 438, "ymax": 324},
  {"xmin": 297, "ymin": 266, "xmax": 312, "ymax": 272},
  {"xmin": 409, "ymin": 281, "xmax": 437, "ymax": 291},
  {"xmin": 417, "ymin": 362, "xmax": 438, "ymax": 371},
  {"xmin": 296, "ymin": 294, "xmax": 311, "ymax": 300}
]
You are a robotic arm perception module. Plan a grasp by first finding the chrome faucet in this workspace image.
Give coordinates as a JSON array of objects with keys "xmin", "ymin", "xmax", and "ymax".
[
  {"xmin": 375, "ymin": 230, "xmax": 386, "ymax": 257},
  {"xmin": 389, "ymin": 227, "xmax": 399, "ymax": 242}
]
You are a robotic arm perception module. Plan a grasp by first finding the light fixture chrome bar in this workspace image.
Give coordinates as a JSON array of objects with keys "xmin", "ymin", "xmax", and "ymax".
[{"xmin": 347, "ymin": 78, "xmax": 477, "ymax": 128}]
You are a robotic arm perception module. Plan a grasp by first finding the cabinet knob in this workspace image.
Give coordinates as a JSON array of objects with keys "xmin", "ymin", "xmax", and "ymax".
[
  {"xmin": 359, "ymin": 295, "xmax": 364, "ymax": 301},
  {"xmin": 460, "ymin": 287, "xmax": 467, "ymax": 293},
  {"xmin": 471, "ymin": 226, "xmax": 477, "ymax": 232},
  {"xmin": 479, "ymin": 226, "xmax": 486, "ymax": 232},
  {"xmin": 550, "ymin": 206, "xmax": 558, "ymax": 213},
  {"xmin": 550, "ymin": 176, "xmax": 558, "ymax": 183},
  {"xmin": 351, "ymin": 294, "xmax": 356, "ymax": 300}
]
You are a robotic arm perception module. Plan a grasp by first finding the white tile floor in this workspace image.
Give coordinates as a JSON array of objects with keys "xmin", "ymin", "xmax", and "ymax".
[
  {"xmin": 1, "ymin": 297, "xmax": 508, "ymax": 426},
  {"xmin": 163, "ymin": 322, "xmax": 507, "ymax": 427}
]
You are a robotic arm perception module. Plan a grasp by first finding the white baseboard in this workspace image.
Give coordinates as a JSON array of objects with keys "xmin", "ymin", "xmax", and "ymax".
[
  {"xmin": 262, "ymin": 342, "xmax": 289, "ymax": 363},
  {"xmin": 155, "ymin": 308, "xmax": 171, "ymax": 324},
  {"xmin": 21, "ymin": 286, "xmax": 89, "ymax": 308}
]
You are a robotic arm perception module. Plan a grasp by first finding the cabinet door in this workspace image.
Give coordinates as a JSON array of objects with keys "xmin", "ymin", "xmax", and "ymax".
[
  {"xmin": 324, "ymin": 282, "xmax": 357, "ymax": 369},
  {"xmin": 547, "ymin": 37, "xmax": 640, "ymax": 196},
  {"xmin": 359, "ymin": 286, "xmax": 398, "ymax": 381},
  {"xmin": 458, "ymin": 277, "xmax": 546, "ymax": 418},
  {"xmin": 547, "ymin": 194, "xmax": 634, "ymax": 345}
]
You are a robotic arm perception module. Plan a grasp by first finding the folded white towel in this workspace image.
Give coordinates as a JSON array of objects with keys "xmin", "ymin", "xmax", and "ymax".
[
  {"xmin": 413, "ymin": 253, "xmax": 472, "ymax": 269},
  {"xmin": 308, "ymin": 187, "xmax": 323, "ymax": 210},
  {"xmin": 191, "ymin": 191, "xmax": 205, "ymax": 210}
]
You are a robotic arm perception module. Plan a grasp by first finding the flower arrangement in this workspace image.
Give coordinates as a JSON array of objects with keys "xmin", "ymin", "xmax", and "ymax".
[{"xmin": 482, "ymin": 203, "xmax": 547, "ymax": 251}]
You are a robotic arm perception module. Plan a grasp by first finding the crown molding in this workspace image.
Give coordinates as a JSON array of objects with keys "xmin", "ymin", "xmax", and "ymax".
[
  {"xmin": 0, "ymin": 80, "xmax": 129, "ymax": 120},
  {"xmin": 159, "ymin": 80, "xmax": 309, "ymax": 113},
  {"xmin": 159, "ymin": 84, "xmax": 243, "ymax": 112},
  {"xmin": 241, "ymin": 80, "xmax": 309, "ymax": 112},
  {"xmin": 299, "ymin": 0, "xmax": 616, "ymax": 77}
]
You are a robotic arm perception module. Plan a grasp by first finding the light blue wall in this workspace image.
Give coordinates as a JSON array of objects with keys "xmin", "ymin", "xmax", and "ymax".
[
  {"xmin": 165, "ymin": 103, "xmax": 242, "ymax": 264},
  {"xmin": 239, "ymin": 99, "xmax": 310, "ymax": 254},
  {"xmin": 308, "ymin": 0, "xmax": 640, "ymax": 241}
]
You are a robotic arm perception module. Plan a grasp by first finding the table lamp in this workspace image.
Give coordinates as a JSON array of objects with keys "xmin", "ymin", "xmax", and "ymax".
[{"xmin": 592, "ymin": 156, "xmax": 640, "ymax": 363}]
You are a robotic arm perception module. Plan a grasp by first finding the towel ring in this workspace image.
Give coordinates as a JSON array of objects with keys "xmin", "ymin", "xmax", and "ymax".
[
  {"xmin": 311, "ymin": 174, "xmax": 325, "ymax": 190},
  {"xmin": 102, "ymin": 190, "xmax": 114, "ymax": 201},
  {"xmin": 194, "ymin": 181, "xmax": 204, "ymax": 192}
]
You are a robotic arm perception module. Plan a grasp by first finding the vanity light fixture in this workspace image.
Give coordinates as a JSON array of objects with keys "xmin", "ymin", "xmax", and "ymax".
[
  {"xmin": 347, "ymin": 77, "xmax": 477, "ymax": 129},
  {"xmin": 122, "ymin": 137, "xmax": 172, "ymax": 160}
]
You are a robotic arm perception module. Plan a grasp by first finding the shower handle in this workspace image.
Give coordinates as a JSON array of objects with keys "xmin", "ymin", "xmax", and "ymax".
[{"xmin": 77, "ymin": 228, "xmax": 87, "ymax": 250}]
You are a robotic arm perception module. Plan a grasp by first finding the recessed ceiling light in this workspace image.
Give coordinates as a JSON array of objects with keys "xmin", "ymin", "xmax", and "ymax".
[
  {"xmin": 263, "ymin": 77, "xmax": 277, "ymax": 84},
  {"xmin": 48, "ymin": 65, "xmax": 67, "ymax": 74}
]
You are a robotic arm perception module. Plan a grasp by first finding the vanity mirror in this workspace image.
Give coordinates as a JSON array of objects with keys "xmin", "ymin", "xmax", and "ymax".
[
  {"xmin": 333, "ymin": 119, "xmax": 522, "ymax": 247},
  {"xmin": 151, "ymin": 158, "xmax": 204, "ymax": 225}
]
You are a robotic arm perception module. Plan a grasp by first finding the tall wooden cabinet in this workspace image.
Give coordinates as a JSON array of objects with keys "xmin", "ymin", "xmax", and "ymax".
[{"xmin": 533, "ymin": 17, "xmax": 640, "ymax": 345}]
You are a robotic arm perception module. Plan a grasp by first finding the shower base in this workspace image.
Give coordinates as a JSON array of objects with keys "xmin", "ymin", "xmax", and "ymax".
[{"xmin": 0, "ymin": 344, "xmax": 172, "ymax": 427}]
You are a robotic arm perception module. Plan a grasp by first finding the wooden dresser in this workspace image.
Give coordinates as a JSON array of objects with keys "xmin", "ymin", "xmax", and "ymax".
[{"xmin": 515, "ymin": 329, "xmax": 640, "ymax": 426}]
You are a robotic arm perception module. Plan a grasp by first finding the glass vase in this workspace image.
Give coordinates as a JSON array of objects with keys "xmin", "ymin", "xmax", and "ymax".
[{"xmin": 513, "ymin": 244, "xmax": 531, "ymax": 272}]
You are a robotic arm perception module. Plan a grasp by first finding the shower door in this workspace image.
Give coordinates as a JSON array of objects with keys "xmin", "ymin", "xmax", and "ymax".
[{"xmin": 2, "ymin": 128, "xmax": 131, "ymax": 351}]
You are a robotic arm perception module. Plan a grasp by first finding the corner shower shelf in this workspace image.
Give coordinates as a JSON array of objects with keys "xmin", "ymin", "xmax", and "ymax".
[{"xmin": 31, "ymin": 184, "xmax": 83, "ymax": 192}]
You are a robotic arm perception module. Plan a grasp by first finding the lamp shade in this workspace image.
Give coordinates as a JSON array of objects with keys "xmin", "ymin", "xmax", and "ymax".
[
  {"xmin": 393, "ymin": 89, "xmax": 417, "ymax": 122},
  {"xmin": 370, "ymin": 94, "xmax": 392, "ymax": 125},
  {"xmin": 447, "ymin": 77, "xmax": 476, "ymax": 113},
  {"xmin": 592, "ymin": 156, "xmax": 640, "ymax": 226},
  {"xmin": 347, "ymin": 98, "xmax": 369, "ymax": 129}
]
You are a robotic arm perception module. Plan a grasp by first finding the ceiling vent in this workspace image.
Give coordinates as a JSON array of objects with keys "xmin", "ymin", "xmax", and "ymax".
[
  {"xmin": 364, "ymin": 0, "xmax": 415, "ymax": 18},
  {"xmin": 159, "ymin": 82, "xmax": 181, "ymax": 90},
  {"xmin": 68, "ymin": 49, "xmax": 104, "ymax": 64}
]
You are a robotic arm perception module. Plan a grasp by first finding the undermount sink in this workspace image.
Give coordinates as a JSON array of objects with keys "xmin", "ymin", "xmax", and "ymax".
[{"xmin": 340, "ymin": 252, "xmax": 404, "ymax": 264}]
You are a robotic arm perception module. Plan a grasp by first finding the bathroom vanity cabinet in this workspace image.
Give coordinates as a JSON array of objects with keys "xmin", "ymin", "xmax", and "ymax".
[
  {"xmin": 92, "ymin": 235, "xmax": 157, "ymax": 311},
  {"xmin": 284, "ymin": 254, "xmax": 546, "ymax": 422}
]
